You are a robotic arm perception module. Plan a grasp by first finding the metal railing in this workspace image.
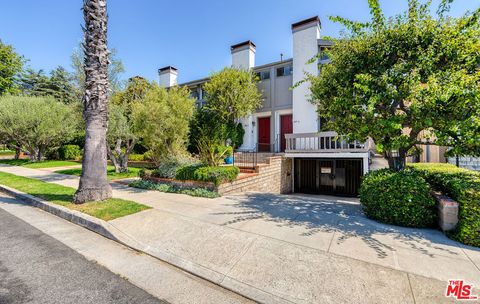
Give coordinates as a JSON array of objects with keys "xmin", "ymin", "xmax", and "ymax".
[
  {"xmin": 233, "ymin": 144, "xmax": 258, "ymax": 170},
  {"xmin": 285, "ymin": 131, "xmax": 373, "ymax": 153}
]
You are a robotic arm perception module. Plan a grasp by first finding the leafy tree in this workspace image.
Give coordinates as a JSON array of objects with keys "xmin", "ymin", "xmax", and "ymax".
[
  {"xmin": 71, "ymin": 44, "xmax": 125, "ymax": 96},
  {"xmin": 188, "ymin": 108, "xmax": 244, "ymax": 157},
  {"xmin": 106, "ymin": 77, "xmax": 152, "ymax": 173},
  {"xmin": 0, "ymin": 40, "xmax": 24, "ymax": 95},
  {"xmin": 0, "ymin": 96, "xmax": 79, "ymax": 161},
  {"xmin": 133, "ymin": 84, "xmax": 194, "ymax": 166},
  {"xmin": 309, "ymin": 0, "xmax": 480, "ymax": 169},
  {"xmin": 203, "ymin": 67, "xmax": 262, "ymax": 122},
  {"xmin": 74, "ymin": 0, "xmax": 112, "ymax": 203}
]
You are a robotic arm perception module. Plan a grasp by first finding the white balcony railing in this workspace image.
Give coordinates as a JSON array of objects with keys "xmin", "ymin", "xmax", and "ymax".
[{"xmin": 285, "ymin": 131, "xmax": 373, "ymax": 153}]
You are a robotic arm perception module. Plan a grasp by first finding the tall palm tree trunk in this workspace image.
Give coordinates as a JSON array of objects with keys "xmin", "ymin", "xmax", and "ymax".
[{"xmin": 74, "ymin": 0, "xmax": 112, "ymax": 203}]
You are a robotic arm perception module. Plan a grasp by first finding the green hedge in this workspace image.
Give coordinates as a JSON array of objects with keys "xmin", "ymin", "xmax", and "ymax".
[
  {"xmin": 359, "ymin": 169, "xmax": 437, "ymax": 228},
  {"xmin": 58, "ymin": 145, "xmax": 81, "ymax": 160},
  {"xmin": 410, "ymin": 163, "xmax": 480, "ymax": 247},
  {"xmin": 175, "ymin": 165, "xmax": 240, "ymax": 186},
  {"xmin": 128, "ymin": 153, "xmax": 145, "ymax": 161}
]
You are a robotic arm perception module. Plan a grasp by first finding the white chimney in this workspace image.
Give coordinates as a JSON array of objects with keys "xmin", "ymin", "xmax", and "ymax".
[
  {"xmin": 292, "ymin": 16, "xmax": 321, "ymax": 134},
  {"xmin": 158, "ymin": 66, "xmax": 178, "ymax": 87},
  {"xmin": 230, "ymin": 40, "xmax": 256, "ymax": 70}
]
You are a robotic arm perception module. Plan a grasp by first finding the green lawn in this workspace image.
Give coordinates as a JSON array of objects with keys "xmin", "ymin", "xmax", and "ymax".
[
  {"xmin": 0, "ymin": 150, "xmax": 14, "ymax": 156},
  {"xmin": 0, "ymin": 159, "xmax": 79, "ymax": 168},
  {"xmin": 0, "ymin": 171, "xmax": 150, "ymax": 221},
  {"xmin": 56, "ymin": 166, "xmax": 141, "ymax": 180}
]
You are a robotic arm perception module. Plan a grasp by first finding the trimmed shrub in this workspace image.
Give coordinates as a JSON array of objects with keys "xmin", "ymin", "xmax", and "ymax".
[
  {"xmin": 175, "ymin": 165, "xmax": 240, "ymax": 186},
  {"xmin": 138, "ymin": 168, "xmax": 152, "ymax": 179},
  {"xmin": 58, "ymin": 145, "xmax": 81, "ymax": 160},
  {"xmin": 128, "ymin": 153, "xmax": 145, "ymax": 161},
  {"xmin": 153, "ymin": 158, "xmax": 199, "ymax": 179},
  {"xmin": 360, "ymin": 169, "xmax": 437, "ymax": 228},
  {"xmin": 129, "ymin": 179, "xmax": 219, "ymax": 198},
  {"xmin": 410, "ymin": 163, "xmax": 480, "ymax": 247}
]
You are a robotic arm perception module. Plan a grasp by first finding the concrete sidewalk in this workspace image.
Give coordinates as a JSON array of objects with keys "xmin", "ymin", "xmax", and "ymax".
[{"xmin": 0, "ymin": 164, "xmax": 479, "ymax": 303}]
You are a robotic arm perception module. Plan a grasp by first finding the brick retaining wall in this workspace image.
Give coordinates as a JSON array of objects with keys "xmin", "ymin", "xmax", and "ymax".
[{"xmin": 218, "ymin": 156, "xmax": 292, "ymax": 195}]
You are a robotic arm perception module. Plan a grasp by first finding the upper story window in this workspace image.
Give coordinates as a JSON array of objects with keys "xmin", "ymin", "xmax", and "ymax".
[
  {"xmin": 190, "ymin": 89, "xmax": 199, "ymax": 100},
  {"xmin": 255, "ymin": 70, "xmax": 270, "ymax": 81},
  {"xmin": 319, "ymin": 47, "xmax": 330, "ymax": 61},
  {"xmin": 200, "ymin": 88, "xmax": 208, "ymax": 100},
  {"xmin": 276, "ymin": 66, "xmax": 293, "ymax": 77}
]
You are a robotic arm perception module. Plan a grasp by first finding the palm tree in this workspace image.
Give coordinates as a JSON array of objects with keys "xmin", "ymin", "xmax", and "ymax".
[{"xmin": 74, "ymin": 0, "xmax": 112, "ymax": 203}]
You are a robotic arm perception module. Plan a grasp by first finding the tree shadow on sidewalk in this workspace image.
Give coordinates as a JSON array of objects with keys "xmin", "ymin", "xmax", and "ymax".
[{"xmin": 216, "ymin": 193, "xmax": 469, "ymax": 259}]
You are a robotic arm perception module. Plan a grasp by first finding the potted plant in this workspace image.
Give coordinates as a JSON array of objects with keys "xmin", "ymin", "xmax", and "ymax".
[{"xmin": 224, "ymin": 146, "xmax": 234, "ymax": 164}]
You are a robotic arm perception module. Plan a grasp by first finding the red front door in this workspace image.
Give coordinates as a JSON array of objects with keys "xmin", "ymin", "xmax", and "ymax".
[
  {"xmin": 258, "ymin": 117, "xmax": 270, "ymax": 152},
  {"xmin": 280, "ymin": 114, "xmax": 293, "ymax": 152}
]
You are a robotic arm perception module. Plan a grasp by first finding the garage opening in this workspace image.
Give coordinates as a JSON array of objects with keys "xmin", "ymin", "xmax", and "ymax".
[{"xmin": 294, "ymin": 158, "xmax": 363, "ymax": 197}]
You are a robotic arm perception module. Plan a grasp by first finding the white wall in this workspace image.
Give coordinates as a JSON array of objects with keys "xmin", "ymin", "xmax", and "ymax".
[{"xmin": 292, "ymin": 23, "xmax": 320, "ymax": 134}]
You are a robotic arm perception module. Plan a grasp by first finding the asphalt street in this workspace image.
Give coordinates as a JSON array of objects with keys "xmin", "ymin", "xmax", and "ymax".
[{"xmin": 0, "ymin": 206, "xmax": 168, "ymax": 304}]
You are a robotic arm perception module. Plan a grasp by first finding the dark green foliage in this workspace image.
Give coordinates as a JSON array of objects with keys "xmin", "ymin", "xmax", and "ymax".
[
  {"xmin": 0, "ymin": 40, "xmax": 24, "ymax": 95},
  {"xmin": 410, "ymin": 163, "xmax": 480, "ymax": 247},
  {"xmin": 188, "ymin": 108, "xmax": 245, "ymax": 154},
  {"xmin": 360, "ymin": 169, "xmax": 437, "ymax": 228},
  {"xmin": 58, "ymin": 145, "xmax": 81, "ymax": 160},
  {"xmin": 129, "ymin": 179, "xmax": 219, "ymax": 198},
  {"xmin": 20, "ymin": 67, "xmax": 80, "ymax": 104},
  {"xmin": 175, "ymin": 165, "xmax": 239, "ymax": 186}
]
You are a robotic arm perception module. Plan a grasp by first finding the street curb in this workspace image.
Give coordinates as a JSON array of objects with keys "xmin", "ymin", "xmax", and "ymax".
[{"xmin": 0, "ymin": 184, "xmax": 292, "ymax": 304}]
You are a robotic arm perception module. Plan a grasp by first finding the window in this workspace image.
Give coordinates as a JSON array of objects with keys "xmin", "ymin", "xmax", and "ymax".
[
  {"xmin": 200, "ymin": 88, "xmax": 208, "ymax": 100},
  {"xmin": 319, "ymin": 47, "xmax": 330, "ymax": 61},
  {"xmin": 276, "ymin": 66, "xmax": 293, "ymax": 77},
  {"xmin": 255, "ymin": 70, "xmax": 270, "ymax": 81},
  {"xmin": 190, "ymin": 89, "xmax": 199, "ymax": 99}
]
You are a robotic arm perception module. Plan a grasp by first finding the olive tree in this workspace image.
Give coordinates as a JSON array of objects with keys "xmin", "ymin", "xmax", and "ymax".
[
  {"xmin": 309, "ymin": 0, "xmax": 480, "ymax": 169},
  {"xmin": 133, "ymin": 84, "xmax": 194, "ymax": 166},
  {"xmin": 106, "ymin": 77, "xmax": 151, "ymax": 173},
  {"xmin": 0, "ymin": 95, "xmax": 78, "ymax": 161}
]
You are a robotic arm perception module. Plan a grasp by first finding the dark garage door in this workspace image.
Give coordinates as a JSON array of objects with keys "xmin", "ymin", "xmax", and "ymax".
[{"xmin": 294, "ymin": 158, "xmax": 363, "ymax": 196}]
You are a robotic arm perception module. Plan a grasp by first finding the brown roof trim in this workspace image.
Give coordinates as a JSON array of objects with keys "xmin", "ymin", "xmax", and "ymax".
[
  {"xmin": 230, "ymin": 40, "xmax": 256, "ymax": 51},
  {"xmin": 158, "ymin": 66, "xmax": 178, "ymax": 73},
  {"xmin": 291, "ymin": 16, "xmax": 320, "ymax": 30}
]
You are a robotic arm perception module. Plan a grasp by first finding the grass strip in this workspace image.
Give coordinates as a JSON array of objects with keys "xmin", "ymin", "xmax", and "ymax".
[
  {"xmin": 0, "ymin": 171, "xmax": 150, "ymax": 221},
  {"xmin": 56, "ymin": 166, "xmax": 141, "ymax": 180},
  {"xmin": 0, "ymin": 159, "xmax": 79, "ymax": 168}
]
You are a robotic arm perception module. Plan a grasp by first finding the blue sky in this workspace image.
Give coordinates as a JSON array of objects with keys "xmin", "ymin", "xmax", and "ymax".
[{"xmin": 0, "ymin": 0, "xmax": 478, "ymax": 84}]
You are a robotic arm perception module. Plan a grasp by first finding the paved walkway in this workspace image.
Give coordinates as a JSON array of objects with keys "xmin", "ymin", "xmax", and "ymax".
[{"xmin": 0, "ymin": 164, "xmax": 479, "ymax": 303}]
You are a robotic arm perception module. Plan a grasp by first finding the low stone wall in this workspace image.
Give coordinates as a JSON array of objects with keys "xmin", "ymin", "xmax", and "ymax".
[
  {"xmin": 447, "ymin": 156, "xmax": 480, "ymax": 171},
  {"xmin": 218, "ymin": 156, "xmax": 292, "ymax": 195}
]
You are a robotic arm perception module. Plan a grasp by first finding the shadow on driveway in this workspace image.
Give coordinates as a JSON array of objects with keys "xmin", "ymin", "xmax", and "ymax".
[{"xmin": 217, "ymin": 193, "xmax": 474, "ymax": 259}]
